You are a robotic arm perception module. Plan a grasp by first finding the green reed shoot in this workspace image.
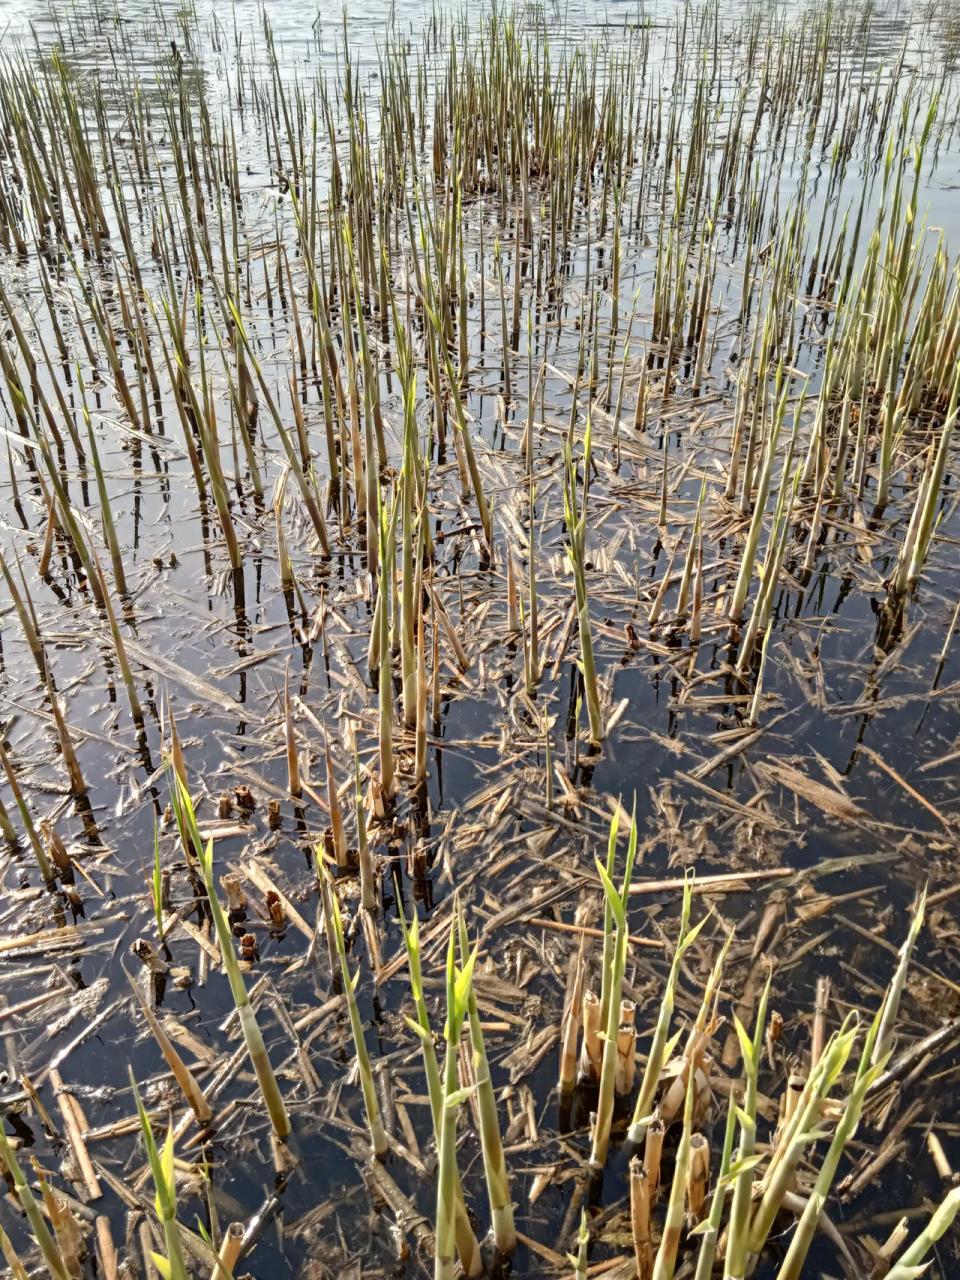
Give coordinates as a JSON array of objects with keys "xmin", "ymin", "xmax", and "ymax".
[
  {"xmin": 723, "ymin": 972, "xmax": 772, "ymax": 1279},
  {"xmin": 457, "ymin": 908, "xmax": 516, "ymax": 1252},
  {"xmin": 320, "ymin": 866, "xmax": 388, "ymax": 1158},
  {"xmin": 130, "ymin": 1072, "xmax": 189, "ymax": 1280},
  {"xmin": 435, "ymin": 922, "xmax": 479, "ymax": 1280},
  {"xmin": 570, "ymin": 1210, "xmax": 589, "ymax": 1280},
  {"xmin": 629, "ymin": 874, "xmax": 707, "ymax": 1143},
  {"xmin": 0, "ymin": 1126, "xmax": 69, "ymax": 1280},
  {"xmin": 590, "ymin": 802, "xmax": 639, "ymax": 1169},
  {"xmin": 172, "ymin": 776, "xmax": 291, "ymax": 1140},
  {"xmin": 884, "ymin": 1186, "xmax": 960, "ymax": 1280},
  {"xmin": 691, "ymin": 1077, "xmax": 739, "ymax": 1280},
  {"xmin": 400, "ymin": 903, "xmax": 482, "ymax": 1276}
]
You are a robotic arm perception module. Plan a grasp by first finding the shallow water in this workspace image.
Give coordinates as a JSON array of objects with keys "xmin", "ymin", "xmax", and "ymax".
[{"xmin": 0, "ymin": 1, "xmax": 959, "ymax": 1277}]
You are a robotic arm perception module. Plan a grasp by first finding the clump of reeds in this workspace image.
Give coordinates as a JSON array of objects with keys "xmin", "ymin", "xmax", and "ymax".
[{"xmin": 555, "ymin": 885, "xmax": 951, "ymax": 1280}]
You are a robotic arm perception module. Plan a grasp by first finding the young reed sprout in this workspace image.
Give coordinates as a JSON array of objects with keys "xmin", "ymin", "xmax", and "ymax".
[
  {"xmin": 873, "ymin": 883, "xmax": 925, "ymax": 1066},
  {"xmin": 0, "ymin": 1126, "xmax": 70, "ymax": 1280},
  {"xmin": 130, "ymin": 1072, "xmax": 189, "ymax": 1280},
  {"xmin": 434, "ymin": 922, "xmax": 479, "ymax": 1280},
  {"xmin": 590, "ymin": 802, "xmax": 639, "ymax": 1170},
  {"xmin": 569, "ymin": 1209, "xmax": 589, "ymax": 1280},
  {"xmin": 457, "ymin": 908, "xmax": 516, "ymax": 1252},
  {"xmin": 284, "ymin": 665, "xmax": 301, "ymax": 800},
  {"xmin": 150, "ymin": 820, "xmax": 165, "ymax": 941},
  {"xmin": 44, "ymin": 672, "xmax": 86, "ymax": 797},
  {"xmin": 163, "ymin": 696, "xmax": 189, "ymax": 796},
  {"xmin": 320, "ymin": 864, "xmax": 388, "ymax": 1159},
  {"xmin": 723, "ymin": 972, "xmax": 772, "ymax": 1280},
  {"xmin": 691, "ymin": 1080, "xmax": 739, "ymax": 1280},
  {"xmin": 173, "ymin": 776, "xmax": 291, "ymax": 1140},
  {"xmin": 0, "ymin": 793, "xmax": 17, "ymax": 848},
  {"xmin": 399, "ymin": 902, "xmax": 482, "ymax": 1276},
  {"xmin": 629, "ymin": 874, "xmax": 707, "ymax": 1143},
  {"xmin": 598, "ymin": 807, "xmax": 622, "ymax": 1035},
  {"xmin": 884, "ymin": 1186, "xmax": 960, "ymax": 1280},
  {"xmin": 324, "ymin": 730, "xmax": 349, "ymax": 869},
  {"xmin": 354, "ymin": 750, "xmax": 377, "ymax": 912}
]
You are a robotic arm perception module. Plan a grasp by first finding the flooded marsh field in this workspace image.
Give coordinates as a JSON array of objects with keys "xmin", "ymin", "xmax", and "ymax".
[{"xmin": 0, "ymin": 0, "xmax": 959, "ymax": 1277}]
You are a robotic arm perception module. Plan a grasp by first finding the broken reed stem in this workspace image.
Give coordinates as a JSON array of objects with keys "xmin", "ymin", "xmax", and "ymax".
[
  {"xmin": 284, "ymin": 665, "xmax": 301, "ymax": 800},
  {"xmin": 579, "ymin": 987, "xmax": 602, "ymax": 1084},
  {"xmin": 0, "ymin": 739, "xmax": 54, "ymax": 883},
  {"xmin": 325, "ymin": 731, "xmax": 349, "ymax": 868},
  {"xmin": 125, "ymin": 967, "xmax": 212, "ymax": 1126},
  {"xmin": 559, "ymin": 938, "xmax": 586, "ymax": 1094},
  {"xmin": 355, "ymin": 749, "xmax": 377, "ymax": 913}
]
